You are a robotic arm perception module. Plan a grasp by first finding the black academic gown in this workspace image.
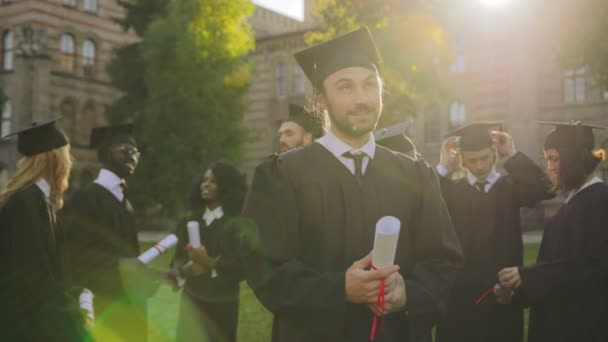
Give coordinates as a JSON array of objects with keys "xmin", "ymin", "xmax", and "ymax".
[
  {"xmin": 516, "ymin": 182, "xmax": 608, "ymax": 342},
  {"xmin": 62, "ymin": 182, "xmax": 150, "ymax": 342},
  {"xmin": 0, "ymin": 184, "xmax": 83, "ymax": 341},
  {"xmin": 436, "ymin": 152, "xmax": 552, "ymax": 342},
  {"xmin": 243, "ymin": 142, "xmax": 464, "ymax": 342},
  {"xmin": 172, "ymin": 211, "xmax": 245, "ymax": 342}
]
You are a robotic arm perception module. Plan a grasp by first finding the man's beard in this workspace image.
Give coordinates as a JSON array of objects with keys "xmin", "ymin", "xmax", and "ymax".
[
  {"xmin": 279, "ymin": 138, "xmax": 305, "ymax": 153},
  {"xmin": 326, "ymin": 102, "xmax": 379, "ymax": 138}
]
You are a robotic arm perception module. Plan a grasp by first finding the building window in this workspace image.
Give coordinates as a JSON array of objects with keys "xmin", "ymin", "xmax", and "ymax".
[
  {"xmin": 84, "ymin": 0, "xmax": 97, "ymax": 12},
  {"xmin": 274, "ymin": 62, "xmax": 287, "ymax": 97},
  {"xmin": 59, "ymin": 34, "xmax": 76, "ymax": 72},
  {"xmin": 1, "ymin": 99, "xmax": 12, "ymax": 138},
  {"xmin": 82, "ymin": 39, "xmax": 96, "ymax": 77},
  {"xmin": 450, "ymin": 54, "xmax": 466, "ymax": 73},
  {"xmin": 449, "ymin": 101, "xmax": 466, "ymax": 130},
  {"xmin": 293, "ymin": 65, "xmax": 305, "ymax": 94},
  {"xmin": 2, "ymin": 30, "xmax": 13, "ymax": 71},
  {"xmin": 63, "ymin": 0, "xmax": 76, "ymax": 7},
  {"xmin": 424, "ymin": 105, "xmax": 440, "ymax": 143},
  {"xmin": 564, "ymin": 67, "xmax": 587, "ymax": 104}
]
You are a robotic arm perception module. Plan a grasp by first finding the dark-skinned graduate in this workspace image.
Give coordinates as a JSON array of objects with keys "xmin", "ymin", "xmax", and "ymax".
[
  {"xmin": 434, "ymin": 122, "xmax": 553, "ymax": 342},
  {"xmin": 0, "ymin": 119, "xmax": 85, "ymax": 341},
  {"xmin": 62, "ymin": 124, "xmax": 159, "ymax": 342},
  {"xmin": 497, "ymin": 121, "xmax": 608, "ymax": 342},
  {"xmin": 242, "ymin": 27, "xmax": 464, "ymax": 342}
]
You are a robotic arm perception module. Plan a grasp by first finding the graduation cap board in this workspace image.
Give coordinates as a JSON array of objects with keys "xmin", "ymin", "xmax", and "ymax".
[
  {"xmin": 538, "ymin": 120, "xmax": 607, "ymax": 151},
  {"xmin": 285, "ymin": 104, "xmax": 325, "ymax": 138},
  {"xmin": 2, "ymin": 118, "xmax": 69, "ymax": 156},
  {"xmin": 90, "ymin": 123, "xmax": 136, "ymax": 151},
  {"xmin": 373, "ymin": 121, "xmax": 417, "ymax": 155},
  {"xmin": 294, "ymin": 27, "xmax": 382, "ymax": 87},
  {"xmin": 446, "ymin": 122, "xmax": 503, "ymax": 152}
]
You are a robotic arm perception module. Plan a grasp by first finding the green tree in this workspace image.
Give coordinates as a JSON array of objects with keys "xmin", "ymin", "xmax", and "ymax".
[
  {"xmin": 107, "ymin": 0, "xmax": 254, "ymax": 217},
  {"xmin": 308, "ymin": 0, "xmax": 453, "ymax": 127}
]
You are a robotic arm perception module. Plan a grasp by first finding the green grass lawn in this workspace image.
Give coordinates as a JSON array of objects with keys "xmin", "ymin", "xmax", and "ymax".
[{"xmin": 143, "ymin": 242, "xmax": 541, "ymax": 342}]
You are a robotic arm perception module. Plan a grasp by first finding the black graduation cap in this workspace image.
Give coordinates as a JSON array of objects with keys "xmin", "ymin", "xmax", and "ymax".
[
  {"xmin": 90, "ymin": 123, "xmax": 136, "ymax": 151},
  {"xmin": 285, "ymin": 104, "xmax": 325, "ymax": 138},
  {"xmin": 294, "ymin": 27, "xmax": 382, "ymax": 87},
  {"xmin": 538, "ymin": 120, "xmax": 606, "ymax": 151},
  {"xmin": 446, "ymin": 122, "xmax": 503, "ymax": 152},
  {"xmin": 373, "ymin": 121, "xmax": 417, "ymax": 154},
  {"xmin": 2, "ymin": 118, "xmax": 69, "ymax": 156}
]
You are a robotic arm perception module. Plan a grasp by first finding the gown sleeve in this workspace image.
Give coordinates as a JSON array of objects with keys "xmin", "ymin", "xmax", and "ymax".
[{"xmin": 503, "ymin": 152, "xmax": 554, "ymax": 207}]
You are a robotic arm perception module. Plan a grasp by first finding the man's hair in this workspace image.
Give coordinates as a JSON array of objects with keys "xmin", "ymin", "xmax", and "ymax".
[
  {"xmin": 0, "ymin": 145, "xmax": 72, "ymax": 208},
  {"xmin": 190, "ymin": 161, "xmax": 247, "ymax": 216},
  {"xmin": 555, "ymin": 146, "xmax": 605, "ymax": 192}
]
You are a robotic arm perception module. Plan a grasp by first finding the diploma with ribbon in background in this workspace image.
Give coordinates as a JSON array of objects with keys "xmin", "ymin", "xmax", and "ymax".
[
  {"xmin": 370, "ymin": 216, "xmax": 401, "ymax": 341},
  {"xmin": 138, "ymin": 234, "xmax": 178, "ymax": 264},
  {"xmin": 185, "ymin": 220, "xmax": 219, "ymax": 279}
]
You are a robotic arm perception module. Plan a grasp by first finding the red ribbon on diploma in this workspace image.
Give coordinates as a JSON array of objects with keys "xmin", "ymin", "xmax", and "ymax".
[{"xmin": 370, "ymin": 265, "xmax": 385, "ymax": 341}]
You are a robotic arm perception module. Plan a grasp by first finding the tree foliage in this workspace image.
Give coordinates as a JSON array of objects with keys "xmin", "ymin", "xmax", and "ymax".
[
  {"xmin": 308, "ymin": 0, "xmax": 453, "ymax": 126},
  {"xmin": 108, "ymin": 0, "xmax": 254, "ymax": 216}
]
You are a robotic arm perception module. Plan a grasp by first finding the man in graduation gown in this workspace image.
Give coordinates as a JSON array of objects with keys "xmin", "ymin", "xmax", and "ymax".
[
  {"xmin": 243, "ymin": 27, "xmax": 464, "ymax": 342},
  {"xmin": 434, "ymin": 123, "xmax": 553, "ymax": 342},
  {"xmin": 0, "ymin": 119, "xmax": 84, "ymax": 341},
  {"xmin": 62, "ymin": 124, "xmax": 158, "ymax": 341},
  {"xmin": 278, "ymin": 104, "xmax": 326, "ymax": 153}
]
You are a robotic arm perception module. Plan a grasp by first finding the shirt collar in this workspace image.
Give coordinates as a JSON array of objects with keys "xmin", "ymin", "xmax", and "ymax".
[
  {"xmin": 466, "ymin": 169, "xmax": 500, "ymax": 187},
  {"xmin": 96, "ymin": 168, "xmax": 124, "ymax": 190},
  {"xmin": 203, "ymin": 206, "xmax": 224, "ymax": 226},
  {"xmin": 35, "ymin": 178, "xmax": 51, "ymax": 198},
  {"xmin": 565, "ymin": 176, "xmax": 603, "ymax": 203},
  {"xmin": 317, "ymin": 129, "xmax": 376, "ymax": 159}
]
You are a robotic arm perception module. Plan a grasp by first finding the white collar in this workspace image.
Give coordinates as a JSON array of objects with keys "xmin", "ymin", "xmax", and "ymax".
[
  {"xmin": 316, "ymin": 129, "xmax": 376, "ymax": 159},
  {"xmin": 203, "ymin": 206, "xmax": 224, "ymax": 226},
  {"xmin": 466, "ymin": 169, "xmax": 500, "ymax": 192},
  {"xmin": 35, "ymin": 178, "xmax": 51, "ymax": 198},
  {"xmin": 565, "ymin": 176, "xmax": 603, "ymax": 203},
  {"xmin": 94, "ymin": 169, "xmax": 125, "ymax": 201}
]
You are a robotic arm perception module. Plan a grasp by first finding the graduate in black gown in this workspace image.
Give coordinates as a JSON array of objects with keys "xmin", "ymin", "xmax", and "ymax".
[
  {"xmin": 171, "ymin": 161, "xmax": 248, "ymax": 342},
  {"xmin": 0, "ymin": 119, "xmax": 84, "ymax": 341},
  {"xmin": 243, "ymin": 27, "xmax": 464, "ymax": 342},
  {"xmin": 434, "ymin": 123, "xmax": 553, "ymax": 342},
  {"xmin": 278, "ymin": 104, "xmax": 326, "ymax": 153},
  {"xmin": 63, "ymin": 124, "xmax": 159, "ymax": 341},
  {"xmin": 497, "ymin": 121, "xmax": 608, "ymax": 342}
]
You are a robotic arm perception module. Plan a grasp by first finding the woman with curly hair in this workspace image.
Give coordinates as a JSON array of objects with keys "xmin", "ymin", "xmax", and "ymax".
[
  {"xmin": 171, "ymin": 161, "xmax": 248, "ymax": 342},
  {"xmin": 0, "ymin": 119, "xmax": 84, "ymax": 341},
  {"xmin": 497, "ymin": 121, "xmax": 608, "ymax": 342}
]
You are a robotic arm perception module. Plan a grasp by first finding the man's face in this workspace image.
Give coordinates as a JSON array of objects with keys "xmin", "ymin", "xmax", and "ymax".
[
  {"xmin": 318, "ymin": 67, "xmax": 382, "ymax": 138},
  {"xmin": 461, "ymin": 147, "xmax": 496, "ymax": 180},
  {"xmin": 278, "ymin": 121, "xmax": 312, "ymax": 153},
  {"xmin": 107, "ymin": 143, "xmax": 140, "ymax": 178}
]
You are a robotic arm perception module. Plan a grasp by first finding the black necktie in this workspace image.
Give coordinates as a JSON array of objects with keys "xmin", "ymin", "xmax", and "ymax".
[
  {"xmin": 475, "ymin": 180, "xmax": 488, "ymax": 193},
  {"xmin": 343, "ymin": 151, "xmax": 365, "ymax": 187}
]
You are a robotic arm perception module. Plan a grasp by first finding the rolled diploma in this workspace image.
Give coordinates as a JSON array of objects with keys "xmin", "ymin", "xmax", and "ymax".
[
  {"xmin": 138, "ymin": 234, "xmax": 178, "ymax": 264},
  {"xmin": 187, "ymin": 221, "xmax": 201, "ymax": 248},
  {"xmin": 372, "ymin": 216, "xmax": 401, "ymax": 268},
  {"xmin": 79, "ymin": 288, "xmax": 95, "ymax": 321}
]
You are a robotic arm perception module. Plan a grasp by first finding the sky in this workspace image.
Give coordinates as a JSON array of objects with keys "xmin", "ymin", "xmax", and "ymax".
[{"xmin": 252, "ymin": 0, "xmax": 304, "ymax": 20}]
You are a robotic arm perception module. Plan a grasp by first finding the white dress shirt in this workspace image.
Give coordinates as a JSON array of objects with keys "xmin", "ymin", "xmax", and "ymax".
[
  {"xmin": 316, "ymin": 129, "xmax": 376, "ymax": 175},
  {"xmin": 435, "ymin": 165, "xmax": 500, "ymax": 193},
  {"xmin": 94, "ymin": 169, "xmax": 126, "ymax": 202},
  {"xmin": 203, "ymin": 206, "xmax": 224, "ymax": 226},
  {"xmin": 35, "ymin": 178, "xmax": 51, "ymax": 199}
]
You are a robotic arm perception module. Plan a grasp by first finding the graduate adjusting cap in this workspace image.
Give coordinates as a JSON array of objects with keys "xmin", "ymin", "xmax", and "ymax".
[
  {"xmin": 90, "ymin": 123, "xmax": 136, "ymax": 150},
  {"xmin": 539, "ymin": 120, "xmax": 606, "ymax": 151},
  {"xmin": 2, "ymin": 117, "xmax": 69, "ymax": 156},
  {"xmin": 294, "ymin": 27, "xmax": 382, "ymax": 87},
  {"xmin": 373, "ymin": 121, "xmax": 417, "ymax": 154},
  {"xmin": 446, "ymin": 122, "xmax": 503, "ymax": 152},
  {"xmin": 285, "ymin": 104, "xmax": 325, "ymax": 138}
]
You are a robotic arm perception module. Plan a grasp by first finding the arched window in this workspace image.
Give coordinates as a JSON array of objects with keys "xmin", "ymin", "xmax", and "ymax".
[
  {"xmin": 1, "ymin": 99, "xmax": 12, "ymax": 137},
  {"xmin": 292, "ymin": 65, "xmax": 305, "ymax": 94},
  {"xmin": 59, "ymin": 33, "xmax": 75, "ymax": 72},
  {"xmin": 84, "ymin": 0, "xmax": 97, "ymax": 12},
  {"xmin": 82, "ymin": 39, "xmax": 96, "ymax": 77},
  {"xmin": 274, "ymin": 62, "xmax": 287, "ymax": 97},
  {"xmin": 2, "ymin": 30, "xmax": 13, "ymax": 71}
]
